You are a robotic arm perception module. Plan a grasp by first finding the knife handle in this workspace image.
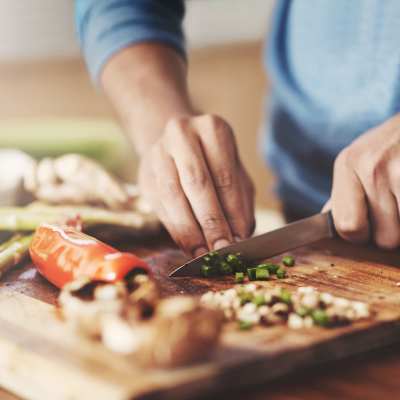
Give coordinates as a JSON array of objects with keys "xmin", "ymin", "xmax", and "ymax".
[{"xmin": 326, "ymin": 211, "xmax": 337, "ymax": 237}]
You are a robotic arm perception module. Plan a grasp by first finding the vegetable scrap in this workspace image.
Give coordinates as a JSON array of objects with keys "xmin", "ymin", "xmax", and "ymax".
[
  {"xmin": 201, "ymin": 285, "xmax": 370, "ymax": 330},
  {"xmin": 59, "ymin": 273, "xmax": 223, "ymax": 367},
  {"xmin": 200, "ymin": 251, "xmax": 294, "ymax": 281}
]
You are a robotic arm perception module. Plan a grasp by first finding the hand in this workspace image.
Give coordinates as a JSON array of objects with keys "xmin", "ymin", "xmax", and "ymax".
[
  {"xmin": 138, "ymin": 114, "xmax": 255, "ymax": 256},
  {"xmin": 328, "ymin": 114, "xmax": 400, "ymax": 249}
]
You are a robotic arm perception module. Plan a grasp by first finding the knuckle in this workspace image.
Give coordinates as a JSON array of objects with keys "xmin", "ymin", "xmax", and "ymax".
[
  {"xmin": 165, "ymin": 116, "xmax": 189, "ymax": 133},
  {"xmin": 181, "ymin": 164, "xmax": 208, "ymax": 187},
  {"xmin": 199, "ymin": 114, "xmax": 231, "ymax": 136},
  {"xmin": 162, "ymin": 178, "xmax": 181, "ymax": 196},
  {"xmin": 335, "ymin": 148, "xmax": 354, "ymax": 171},
  {"xmin": 201, "ymin": 214, "xmax": 225, "ymax": 232},
  {"xmin": 214, "ymin": 168, "xmax": 234, "ymax": 190},
  {"xmin": 164, "ymin": 118, "xmax": 192, "ymax": 144}
]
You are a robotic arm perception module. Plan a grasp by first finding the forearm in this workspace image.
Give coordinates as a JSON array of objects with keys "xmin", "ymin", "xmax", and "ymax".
[{"xmin": 101, "ymin": 43, "xmax": 196, "ymax": 155}]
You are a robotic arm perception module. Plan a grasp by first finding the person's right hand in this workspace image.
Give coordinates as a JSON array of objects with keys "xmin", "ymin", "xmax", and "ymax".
[{"xmin": 138, "ymin": 114, "xmax": 255, "ymax": 257}]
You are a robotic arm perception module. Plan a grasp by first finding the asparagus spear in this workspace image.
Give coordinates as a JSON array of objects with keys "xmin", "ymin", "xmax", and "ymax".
[
  {"xmin": 0, "ymin": 204, "xmax": 160, "ymax": 234},
  {"xmin": 0, "ymin": 234, "xmax": 33, "ymax": 278}
]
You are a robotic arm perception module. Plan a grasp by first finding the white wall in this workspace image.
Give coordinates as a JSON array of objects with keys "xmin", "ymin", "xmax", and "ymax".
[{"xmin": 0, "ymin": 0, "xmax": 274, "ymax": 61}]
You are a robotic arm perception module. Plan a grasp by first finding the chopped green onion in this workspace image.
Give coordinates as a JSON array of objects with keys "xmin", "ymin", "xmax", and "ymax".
[
  {"xmin": 255, "ymin": 268, "xmax": 269, "ymax": 280},
  {"xmin": 226, "ymin": 253, "xmax": 246, "ymax": 273},
  {"xmin": 252, "ymin": 294, "xmax": 266, "ymax": 306},
  {"xmin": 200, "ymin": 264, "xmax": 215, "ymax": 278},
  {"xmin": 247, "ymin": 267, "xmax": 257, "ymax": 281},
  {"xmin": 235, "ymin": 271, "xmax": 245, "ymax": 283},
  {"xmin": 257, "ymin": 263, "xmax": 280, "ymax": 274},
  {"xmin": 268, "ymin": 264, "xmax": 280, "ymax": 274},
  {"xmin": 280, "ymin": 288, "xmax": 292, "ymax": 304},
  {"xmin": 296, "ymin": 306, "xmax": 309, "ymax": 317},
  {"xmin": 238, "ymin": 320, "xmax": 253, "ymax": 330},
  {"xmin": 238, "ymin": 291, "xmax": 254, "ymax": 304},
  {"xmin": 311, "ymin": 309, "xmax": 330, "ymax": 327},
  {"xmin": 204, "ymin": 251, "xmax": 221, "ymax": 266},
  {"xmin": 282, "ymin": 255, "xmax": 295, "ymax": 267},
  {"xmin": 276, "ymin": 268, "xmax": 287, "ymax": 279},
  {"xmin": 219, "ymin": 261, "xmax": 233, "ymax": 275}
]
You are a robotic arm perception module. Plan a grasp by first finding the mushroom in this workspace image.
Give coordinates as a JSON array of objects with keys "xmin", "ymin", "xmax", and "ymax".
[
  {"xmin": 59, "ymin": 276, "xmax": 223, "ymax": 368},
  {"xmin": 58, "ymin": 277, "xmax": 127, "ymax": 338},
  {"xmin": 100, "ymin": 296, "xmax": 223, "ymax": 368}
]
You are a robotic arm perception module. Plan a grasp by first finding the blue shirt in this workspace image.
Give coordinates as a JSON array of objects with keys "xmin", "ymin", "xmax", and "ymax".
[{"xmin": 76, "ymin": 0, "xmax": 400, "ymax": 216}]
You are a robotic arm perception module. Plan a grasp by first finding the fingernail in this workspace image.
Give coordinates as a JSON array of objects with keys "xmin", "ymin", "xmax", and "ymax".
[
  {"xmin": 234, "ymin": 236, "xmax": 242, "ymax": 242},
  {"xmin": 213, "ymin": 239, "xmax": 231, "ymax": 250},
  {"xmin": 193, "ymin": 247, "xmax": 208, "ymax": 258}
]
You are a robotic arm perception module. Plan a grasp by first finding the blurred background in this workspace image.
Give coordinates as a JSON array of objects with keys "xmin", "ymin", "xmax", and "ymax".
[{"xmin": 0, "ymin": 0, "xmax": 279, "ymax": 214}]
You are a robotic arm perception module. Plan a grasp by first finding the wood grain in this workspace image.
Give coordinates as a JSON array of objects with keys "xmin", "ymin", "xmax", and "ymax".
[{"xmin": 1, "ymin": 236, "xmax": 400, "ymax": 399}]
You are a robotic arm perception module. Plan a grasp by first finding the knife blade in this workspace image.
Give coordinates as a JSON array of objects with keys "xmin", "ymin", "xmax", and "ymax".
[{"xmin": 169, "ymin": 211, "xmax": 336, "ymax": 277}]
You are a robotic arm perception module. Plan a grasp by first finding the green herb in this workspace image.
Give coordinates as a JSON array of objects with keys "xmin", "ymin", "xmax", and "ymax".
[
  {"xmin": 218, "ymin": 261, "xmax": 233, "ymax": 275},
  {"xmin": 280, "ymin": 288, "xmax": 292, "ymax": 304},
  {"xmin": 235, "ymin": 271, "xmax": 245, "ymax": 283},
  {"xmin": 200, "ymin": 264, "xmax": 215, "ymax": 278},
  {"xmin": 238, "ymin": 291, "xmax": 254, "ymax": 305},
  {"xmin": 252, "ymin": 294, "xmax": 266, "ymax": 306},
  {"xmin": 282, "ymin": 255, "xmax": 295, "ymax": 267},
  {"xmin": 204, "ymin": 251, "xmax": 221, "ymax": 266},
  {"xmin": 296, "ymin": 306, "xmax": 309, "ymax": 317},
  {"xmin": 276, "ymin": 268, "xmax": 287, "ymax": 279},
  {"xmin": 238, "ymin": 320, "xmax": 253, "ymax": 330},
  {"xmin": 0, "ymin": 234, "xmax": 33, "ymax": 278},
  {"xmin": 247, "ymin": 267, "xmax": 257, "ymax": 281},
  {"xmin": 311, "ymin": 309, "xmax": 330, "ymax": 327},
  {"xmin": 268, "ymin": 264, "xmax": 280, "ymax": 274},
  {"xmin": 226, "ymin": 253, "xmax": 246, "ymax": 273},
  {"xmin": 255, "ymin": 268, "xmax": 269, "ymax": 280}
]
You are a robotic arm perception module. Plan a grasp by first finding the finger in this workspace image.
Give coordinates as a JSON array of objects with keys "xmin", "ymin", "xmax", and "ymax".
[
  {"xmin": 165, "ymin": 119, "xmax": 233, "ymax": 250},
  {"xmin": 150, "ymin": 144, "xmax": 208, "ymax": 256},
  {"xmin": 367, "ymin": 190, "xmax": 400, "ymax": 249},
  {"xmin": 237, "ymin": 162, "xmax": 256, "ymax": 237},
  {"xmin": 364, "ymin": 164, "xmax": 400, "ymax": 249},
  {"xmin": 331, "ymin": 151, "xmax": 370, "ymax": 243},
  {"xmin": 321, "ymin": 199, "xmax": 332, "ymax": 212},
  {"xmin": 195, "ymin": 116, "xmax": 249, "ymax": 239}
]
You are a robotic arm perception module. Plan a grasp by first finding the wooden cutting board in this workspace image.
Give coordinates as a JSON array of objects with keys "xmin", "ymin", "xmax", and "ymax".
[{"xmin": 1, "ymin": 236, "xmax": 400, "ymax": 400}]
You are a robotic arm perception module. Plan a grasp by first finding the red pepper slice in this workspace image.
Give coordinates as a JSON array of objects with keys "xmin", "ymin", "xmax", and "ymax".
[{"xmin": 29, "ymin": 224, "xmax": 150, "ymax": 288}]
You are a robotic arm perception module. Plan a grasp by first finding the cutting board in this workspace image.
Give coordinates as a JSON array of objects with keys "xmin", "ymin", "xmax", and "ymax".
[{"xmin": 1, "ymin": 236, "xmax": 400, "ymax": 400}]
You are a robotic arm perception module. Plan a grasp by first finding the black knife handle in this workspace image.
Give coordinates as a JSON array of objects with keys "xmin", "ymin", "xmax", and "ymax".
[{"xmin": 326, "ymin": 210, "xmax": 337, "ymax": 237}]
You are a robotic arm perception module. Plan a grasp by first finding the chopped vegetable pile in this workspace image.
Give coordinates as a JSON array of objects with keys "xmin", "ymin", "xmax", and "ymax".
[
  {"xmin": 200, "ymin": 251, "xmax": 295, "ymax": 281},
  {"xmin": 201, "ymin": 284, "xmax": 371, "ymax": 330}
]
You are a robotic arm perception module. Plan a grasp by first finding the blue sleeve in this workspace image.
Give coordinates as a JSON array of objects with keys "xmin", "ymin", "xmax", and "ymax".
[{"xmin": 75, "ymin": 0, "xmax": 185, "ymax": 82}]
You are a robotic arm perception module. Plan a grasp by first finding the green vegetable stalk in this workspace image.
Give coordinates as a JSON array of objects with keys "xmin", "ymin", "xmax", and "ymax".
[
  {"xmin": 0, "ymin": 234, "xmax": 33, "ymax": 278},
  {"xmin": 0, "ymin": 204, "xmax": 160, "ymax": 234}
]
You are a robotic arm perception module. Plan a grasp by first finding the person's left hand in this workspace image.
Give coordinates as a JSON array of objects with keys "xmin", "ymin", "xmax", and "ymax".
[{"xmin": 325, "ymin": 113, "xmax": 400, "ymax": 249}]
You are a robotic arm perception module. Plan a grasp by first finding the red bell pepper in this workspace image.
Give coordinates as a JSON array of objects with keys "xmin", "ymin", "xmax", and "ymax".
[{"xmin": 29, "ymin": 224, "xmax": 150, "ymax": 289}]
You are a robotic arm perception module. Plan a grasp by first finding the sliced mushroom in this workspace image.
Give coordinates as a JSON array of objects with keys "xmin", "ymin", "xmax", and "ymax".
[
  {"xmin": 134, "ymin": 296, "xmax": 223, "ymax": 367},
  {"xmin": 58, "ymin": 277, "xmax": 127, "ymax": 338}
]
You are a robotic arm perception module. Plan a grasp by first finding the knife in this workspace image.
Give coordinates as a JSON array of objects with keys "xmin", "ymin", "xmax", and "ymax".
[{"xmin": 169, "ymin": 211, "xmax": 336, "ymax": 277}]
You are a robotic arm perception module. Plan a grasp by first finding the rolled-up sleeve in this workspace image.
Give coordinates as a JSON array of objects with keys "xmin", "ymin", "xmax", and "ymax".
[{"xmin": 75, "ymin": 0, "xmax": 185, "ymax": 82}]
